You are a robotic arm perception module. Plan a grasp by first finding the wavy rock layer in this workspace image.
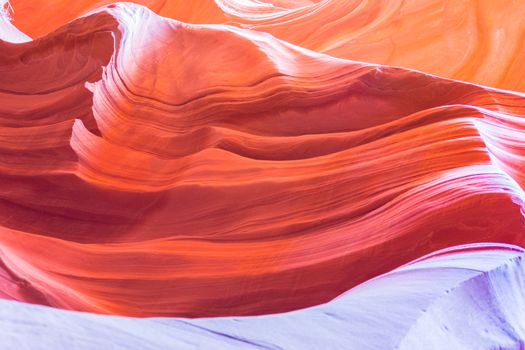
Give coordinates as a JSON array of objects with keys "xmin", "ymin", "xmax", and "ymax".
[
  {"xmin": 0, "ymin": 2, "xmax": 525, "ymax": 318},
  {"xmin": 1, "ymin": 244, "xmax": 524, "ymax": 350},
  {"xmin": 8, "ymin": 0, "xmax": 525, "ymax": 91}
]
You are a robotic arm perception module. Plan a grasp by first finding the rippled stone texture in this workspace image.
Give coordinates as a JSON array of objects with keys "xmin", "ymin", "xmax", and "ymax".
[
  {"xmin": 1, "ymin": 244, "xmax": 524, "ymax": 349},
  {"xmin": 1, "ymin": 0, "xmax": 525, "ymax": 348},
  {"xmin": 8, "ymin": 0, "xmax": 525, "ymax": 91},
  {"xmin": 1, "ymin": 0, "xmax": 525, "ymax": 317}
]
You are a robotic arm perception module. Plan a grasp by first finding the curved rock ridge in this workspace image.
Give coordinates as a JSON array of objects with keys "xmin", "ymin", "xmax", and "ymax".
[
  {"xmin": 0, "ymin": 2, "xmax": 525, "ymax": 317},
  {"xmin": 0, "ymin": 243, "xmax": 524, "ymax": 350},
  {"xmin": 7, "ymin": 0, "xmax": 525, "ymax": 91}
]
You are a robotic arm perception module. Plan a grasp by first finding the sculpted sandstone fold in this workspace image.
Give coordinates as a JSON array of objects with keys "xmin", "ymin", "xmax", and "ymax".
[
  {"xmin": 0, "ymin": 3, "xmax": 524, "ymax": 318},
  {"xmin": 0, "ymin": 244, "xmax": 524, "ymax": 349},
  {"xmin": 8, "ymin": 0, "xmax": 525, "ymax": 91}
]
